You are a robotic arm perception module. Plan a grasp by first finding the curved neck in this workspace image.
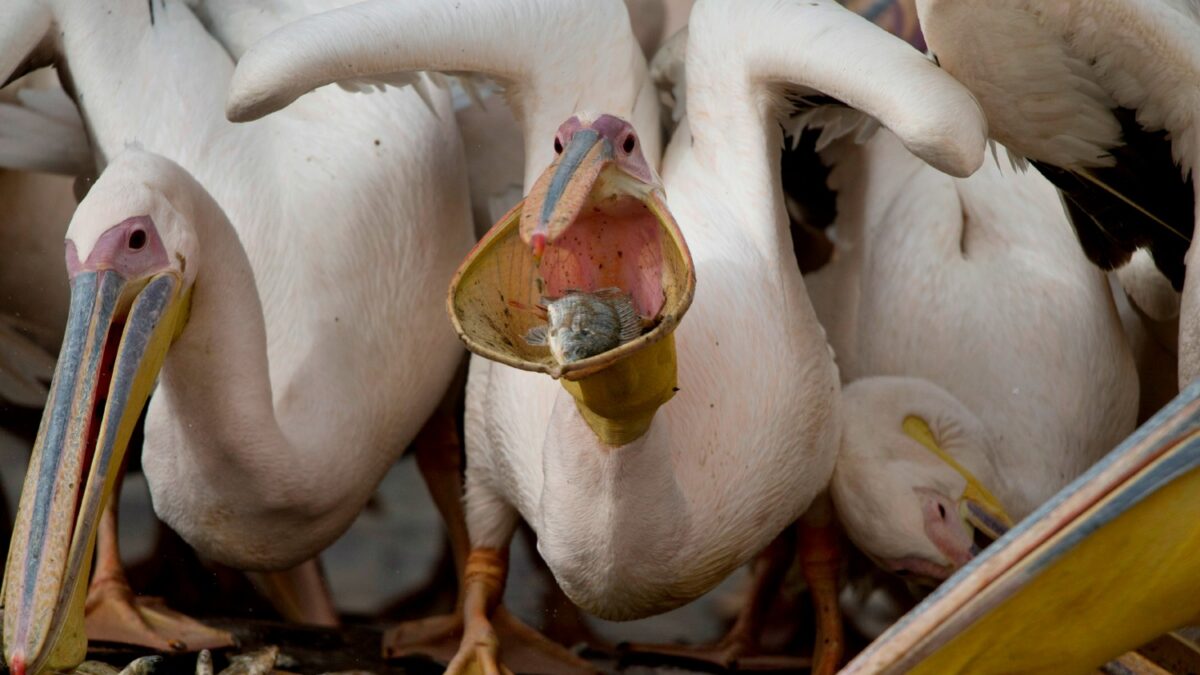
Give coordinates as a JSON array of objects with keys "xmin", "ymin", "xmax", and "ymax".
[{"xmin": 143, "ymin": 190, "xmax": 387, "ymax": 569}]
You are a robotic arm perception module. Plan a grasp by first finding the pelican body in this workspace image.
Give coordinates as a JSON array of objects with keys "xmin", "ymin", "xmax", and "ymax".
[
  {"xmin": 1, "ymin": 0, "xmax": 472, "ymax": 671},
  {"xmin": 812, "ymin": 129, "xmax": 1138, "ymax": 522},
  {"xmin": 915, "ymin": 0, "xmax": 1200, "ymax": 387}
]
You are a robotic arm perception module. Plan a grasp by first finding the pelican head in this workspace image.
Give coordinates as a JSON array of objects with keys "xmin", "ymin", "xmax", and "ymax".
[
  {"xmin": 831, "ymin": 378, "xmax": 1013, "ymax": 585},
  {"xmin": 450, "ymin": 113, "xmax": 694, "ymax": 446},
  {"xmin": 4, "ymin": 151, "xmax": 199, "ymax": 675}
]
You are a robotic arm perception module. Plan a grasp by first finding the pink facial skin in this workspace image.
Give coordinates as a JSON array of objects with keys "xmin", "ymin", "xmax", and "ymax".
[
  {"xmin": 65, "ymin": 216, "xmax": 170, "ymax": 281},
  {"xmin": 539, "ymin": 200, "xmax": 665, "ymax": 318},
  {"xmin": 551, "ymin": 113, "xmax": 656, "ymax": 186},
  {"xmin": 918, "ymin": 487, "xmax": 975, "ymax": 569},
  {"xmin": 533, "ymin": 114, "xmax": 665, "ymax": 317}
]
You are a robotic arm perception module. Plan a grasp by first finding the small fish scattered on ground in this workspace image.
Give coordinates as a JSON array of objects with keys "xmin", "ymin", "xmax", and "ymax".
[
  {"xmin": 74, "ymin": 656, "xmax": 163, "ymax": 675},
  {"xmin": 524, "ymin": 287, "xmax": 645, "ymax": 363}
]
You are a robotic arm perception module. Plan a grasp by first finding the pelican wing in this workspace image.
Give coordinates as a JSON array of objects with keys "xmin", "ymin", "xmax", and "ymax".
[
  {"xmin": 0, "ymin": 313, "xmax": 55, "ymax": 408},
  {"xmin": 686, "ymin": 0, "xmax": 987, "ymax": 178},
  {"xmin": 0, "ymin": 86, "xmax": 90, "ymax": 176},
  {"xmin": 917, "ymin": 0, "xmax": 1200, "ymax": 287}
]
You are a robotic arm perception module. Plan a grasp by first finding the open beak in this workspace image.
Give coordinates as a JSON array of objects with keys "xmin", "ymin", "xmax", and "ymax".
[
  {"xmin": 520, "ymin": 129, "xmax": 614, "ymax": 261},
  {"xmin": 449, "ymin": 120, "xmax": 694, "ymax": 446},
  {"xmin": 3, "ymin": 269, "xmax": 188, "ymax": 675}
]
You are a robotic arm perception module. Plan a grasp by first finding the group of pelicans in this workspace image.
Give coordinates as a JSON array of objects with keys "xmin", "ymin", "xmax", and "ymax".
[{"xmin": 0, "ymin": 0, "xmax": 1197, "ymax": 673}]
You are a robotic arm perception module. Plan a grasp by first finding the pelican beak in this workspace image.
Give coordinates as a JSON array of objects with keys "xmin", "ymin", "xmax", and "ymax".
[
  {"xmin": 3, "ymin": 268, "xmax": 189, "ymax": 675},
  {"xmin": 961, "ymin": 483, "xmax": 1013, "ymax": 553},
  {"xmin": 902, "ymin": 415, "xmax": 1014, "ymax": 557},
  {"xmin": 449, "ymin": 115, "xmax": 695, "ymax": 446},
  {"xmin": 520, "ymin": 128, "xmax": 612, "ymax": 262}
]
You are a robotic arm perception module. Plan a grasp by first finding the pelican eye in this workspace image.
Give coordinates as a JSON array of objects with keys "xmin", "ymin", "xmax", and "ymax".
[
  {"xmin": 622, "ymin": 134, "xmax": 636, "ymax": 154},
  {"xmin": 128, "ymin": 229, "xmax": 147, "ymax": 250},
  {"xmin": 554, "ymin": 137, "xmax": 563, "ymax": 154}
]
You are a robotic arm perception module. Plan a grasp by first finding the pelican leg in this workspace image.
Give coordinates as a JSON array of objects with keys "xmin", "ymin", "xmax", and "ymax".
[
  {"xmin": 84, "ymin": 495, "xmax": 234, "ymax": 652},
  {"xmin": 245, "ymin": 559, "xmax": 339, "ymax": 627},
  {"xmin": 620, "ymin": 529, "xmax": 813, "ymax": 671},
  {"xmin": 799, "ymin": 499, "xmax": 844, "ymax": 675},
  {"xmin": 383, "ymin": 407, "xmax": 593, "ymax": 674}
]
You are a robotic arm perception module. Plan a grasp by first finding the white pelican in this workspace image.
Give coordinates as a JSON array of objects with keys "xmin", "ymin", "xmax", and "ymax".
[
  {"xmin": 805, "ymin": 117, "xmax": 1138, "ymax": 529},
  {"xmin": 225, "ymin": 1, "xmax": 659, "ymax": 671},
  {"xmin": 0, "ymin": 67, "xmax": 348, "ymax": 641},
  {"xmin": 914, "ymin": 0, "xmax": 1200, "ymax": 389},
  {"xmin": 1111, "ymin": 261, "xmax": 1180, "ymax": 421},
  {"xmin": 232, "ymin": 1, "xmax": 984, "ymax": 673},
  {"xmin": 0, "ymin": 0, "xmax": 472, "ymax": 672},
  {"xmin": 844, "ymin": 383, "xmax": 1200, "ymax": 674}
]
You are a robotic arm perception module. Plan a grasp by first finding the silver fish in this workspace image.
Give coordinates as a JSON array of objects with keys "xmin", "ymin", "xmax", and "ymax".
[
  {"xmin": 525, "ymin": 288, "xmax": 643, "ymax": 363},
  {"xmin": 196, "ymin": 649, "xmax": 214, "ymax": 675},
  {"xmin": 119, "ymin": 657, "xmax": 163, "ymax": 675},
  {"xmin": 74, "ymin": 661, "xmax": 120, "ymax": 675},
  {"xmin": 73, "ymin": 657, "xmax": 162, "ymax": 675},
  {"xmin": 217, "ymin": 646, "xmax": 278, "ymax": 675}
]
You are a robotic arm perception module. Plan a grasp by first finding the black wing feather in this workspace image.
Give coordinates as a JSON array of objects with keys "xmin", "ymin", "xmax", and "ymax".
[{"xmin": 1031, "ymin": 107, "xmax": 1194, "ymax": 290}]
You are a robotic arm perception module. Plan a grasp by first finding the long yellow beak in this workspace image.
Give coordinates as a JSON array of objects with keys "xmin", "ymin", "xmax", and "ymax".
[{"xmin": 3, "ymin": 269, "xmax": 187, "ymax": 675}]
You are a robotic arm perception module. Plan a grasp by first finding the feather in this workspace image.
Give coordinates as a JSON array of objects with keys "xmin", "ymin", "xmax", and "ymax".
[
  {"xmin": 0, "ymin": 87, "xmax": 91, "ymax": 176},
  {"xmin": 1030, "ymin": 108, "xmax": 1195, "ymax": 289},
  {"xmin": 0, "ymin": 313, "xmax": 56, "ymax": 408}
]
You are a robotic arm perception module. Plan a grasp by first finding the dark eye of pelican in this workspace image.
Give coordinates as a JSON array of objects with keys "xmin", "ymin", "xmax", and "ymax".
[
  {"xmin": 622, "ymin": 134, "xmax": 636, "ymax": 154},
  {"xmin": 128, "ymin": 229, "xmax": 147, "ymax": 250},
  {"xmin": 937, "ymin": 503, "xmax": 947, "ymax": 519},
  {"xmin": 554, "ymin": 137, "xmax": 563, "ymax": 154}
]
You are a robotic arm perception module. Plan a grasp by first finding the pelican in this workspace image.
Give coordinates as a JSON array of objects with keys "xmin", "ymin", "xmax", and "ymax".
[
  {"xmin": 226, "ymin": 1, "xmax": 660, "ymax": 671},
  {"xmin": 0, "ymin": 0, "xmax": 472, "ymax": 672},
  {"xmin": 844, "ymin": 383, "xmax": 1200, "ymax": 674},
  {"xmin": 227, "ymin": 0, "xmax": 987, "ymax": 672},
  {"xmin": 914, "ymin": 0, "xmax": 1200, "ymax": 389},
  {"xmin": 801, "ymin": 116, "xmax": 1138, "ymax": 576}
]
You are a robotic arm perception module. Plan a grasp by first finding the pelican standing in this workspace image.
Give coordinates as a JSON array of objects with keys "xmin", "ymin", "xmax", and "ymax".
[
  {"xmin": 0, "ymin": 0, "xmax": 472, "ymax": 672},
  {"xmin": 226, "ymin": 1, "xmax": 661, "ymax": 672},
  {"xmin": 228, "ymin": 1, "xmax": 986, "ymax": 673}
]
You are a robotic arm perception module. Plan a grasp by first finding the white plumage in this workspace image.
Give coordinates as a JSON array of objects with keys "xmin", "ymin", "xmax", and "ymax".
[
  {"xmin": 3, "ymin": 0, "xmax": 473, "ymax": 569},
  {"xmin": 916, "ymin": 0, "xmax": 1200, "ymax": 387}
]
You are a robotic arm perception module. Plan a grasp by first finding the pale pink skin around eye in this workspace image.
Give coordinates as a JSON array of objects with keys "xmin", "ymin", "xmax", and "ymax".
[
  {"xmin": 541, "ymin": 115, "xmax": 664, "ymax": 317},
  {"xmin": 919, "ymin": 488, "xmax": 974, "ymax": 567},
  {"xmin": 65, "ymin": 215, "xmax": 170, "ymax": 280},
  {"xmin": 552, "ymin": 114, "xmax": 655, "ymax": 185}
]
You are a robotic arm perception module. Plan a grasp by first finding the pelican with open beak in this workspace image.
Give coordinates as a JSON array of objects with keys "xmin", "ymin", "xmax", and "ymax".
[
  {"xmin": 3, "ymin": 167, "xmax": 198, "ymax": 675},
  {"xmin": 450, "ymin": 112, "xmax": 694, "ymax": 446}
]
